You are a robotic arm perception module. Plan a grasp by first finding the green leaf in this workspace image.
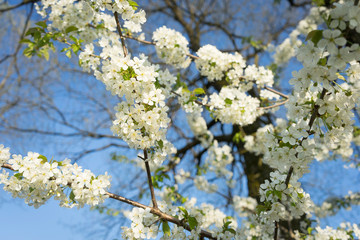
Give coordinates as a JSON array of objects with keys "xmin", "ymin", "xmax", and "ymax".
[
  {"xmin": 66, "ymin": 50, "xmax": 72, "ymax": 58},
  {"xmin": 193, "ymin": 88, "xmax": 205, "ymax": 95},
  {"xmin": 162, "ymin": 221, "xmax": 171, "ymax": 236},
  {"xmin": 188, "ymin": 216, "xmax": 198, "ymax": 230},
  {"xmin": 38, "ymin": 154, "xmax": 48, "ymax": 163},
  {"xmin": 25, "ymin": 27, "xmax": 40, "ymax": 37},
  {"xmin": 178, "ymin": 206, "xmax": 189, "ymax": 218},
  {"xmin": 306, "ymin": 30, "xmax": 323, "ymax": 45},
  {"xmin": 224, "ymin": 98, "xmax": 232, "ymax": 105},
  {"xmin": 298, "ymin": 192, "xmax": 304, "ymax": 199},
  {"xmin": 232, "ymin": 132, "xmax": 244, "ymax": 144},
  {"xmin": 14, "ymin": 173, "xmax": 23, "ymax": 180},
  {"xmin": 225, "ymin": 228, "xmax": 236, "ymax": 234},
  {"xmin": 128, "ymin": 0, "xmax": 139, "ymax": 6},
  {"xmin": 23, "ymin": 47, "xmax": 34, "ymax": 58},
  {"xmin": 223, "ymin": 221, "xmax": 232, "ymax": 229},
  {"xmin": 71, "ymin": 44, "xmax": 80, "ymax": 54},
  {"xmin": 154, "ymin": 79, "xmax": 162, "ymax": 89},
  {"xmin": 69, "ymin": 190, "xmax": 76, "ymax": 203},
  {"xmin": 65, "ymin": 26, "xmax": 78, "ymax": 34},
  {"xmin": 312, "ymin": 0, "xmax": 325, "ymax": 6},
  {"xmin": 40, "ymin": 48, "xmax": 49, "ymax": 61},
  {"xmin": 274, "ymin": 190, "xmax": 282, "ymax": 200},
  {"xmin": 174, "ymin": 76, "xmax": 188, "ymax": 90},
  {"xmin": 157, "ymin": 139, "xmax": 164, "ymax": 150},
  {"xmin": 317, "ymin": 57, "xmax": 327, "ymax": 66},
  {"xmin": 19, "ymin": 39, "xmax": 33, "ymax": 44},
  {"xmin": 185, "ymin": 95, "xmax": 197, "ymax": 104},
  {"xmin": 96, "ymin": 23, "xmax": 105, "ymax": 29},
  {"xmin": 35, "ymin": 21, "xmax": 47, "ymax": 29},
  {"xmin": 268, "ymin": 63, "xmax": 278, "ymax": 74}
]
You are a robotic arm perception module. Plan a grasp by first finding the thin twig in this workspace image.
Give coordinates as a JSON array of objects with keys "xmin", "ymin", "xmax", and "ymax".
[
  {"xmin": 264, "ymin": 86, "xmax": 289, "ymax": 99},
  {"xmin": 260, "ymin": 99, "xmax": 289, "ymax": 110},
  {"xmin": 105, "ymin": 191, "xmax": 216, "ymax": 239},
  {"xmin": 114, "ymin": 12, "xmax": 128, "ymax": 57},
  {"xmin": 143, "ymin": 149, "xmax": 158, "ymax": 209},
  {"xmin": 0, "ymin": 0, "xmax": 39, "ymax": 13},
  {"xmin": 123, "ymin": 34, "xmax": 199, "ymax": 59},
  {"xmin": 1, "ymin": 163, "xmax": 216, "ymax": 239},
  {"xmin": 274, "ymin": 221, "xmax": 279, "ymax": 240},
  {"xmin": 284, "ymin": 166, "xmax": 294, "ymax": 186}
]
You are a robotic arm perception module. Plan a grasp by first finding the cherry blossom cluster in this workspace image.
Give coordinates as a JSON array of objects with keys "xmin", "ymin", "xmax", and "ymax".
[
  {"xmin": 208, "ymin": 86, "xmax": 261, "ymax": 126},
  {"xmin": 186, "ymin": 112, "xmax": 213, "ymax": 147},
  {"xmin": 244, "ymin": 123, "xmax": 276, "ymax": 156},
  {"xmin": 273, "ymin": 6, "xmax": 326, "ymax": 65},
  {"xmin": 37, "ymin": 0, "xmax": 145, "ymax": 37},
  {"xmin": 0, "ymin": 144, "xmax": 10, "ymax": 166},
  {"xmin": 259, "ymin": 171, "xmax": 313, "ymax": 222},
  {"xmin": 36, "ymin": 0, "xmax": 172, "ymax": 157},
  {"xmin": 303, "ymin": 223, "xmax": 360, "ymax": 240},
  {"xmin": 82, "ymin": 46, "xmax": 176, "ymax": 164},
  {"xmin": 195, "ymin": 45, "xmax": 246, "ymax": 82},
  {"xmin": 122, "ymin": 208, "xmax": 159, "ymax": 239},
  {"xmin": 314, "ymin": 191, "xmax": 360, "ymax": 219},
  {"xmin": 194, "ymin": 175, "xmax": 218, "ymax": 193},
  {"xmin": 153, "ymin": 26, "xmax": 191, "ymax": 68},
  {"xmin": 233, "ymin": 196, "xmax": 257, "ymax": 218},
  {"xmin": 255, "ymin": 0, "xmax": 360, "ymax": 235},
  {"xmin": 206, "ymin": 140, "xmax": 234, "ymax": 179},
  {"xmin": 0, "ymin": 145, "xmax": 110, "ymax": 208}
]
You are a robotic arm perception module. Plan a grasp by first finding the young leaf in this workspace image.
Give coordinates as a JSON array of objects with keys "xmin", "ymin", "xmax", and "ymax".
[
  {"xmin": 193, "ymin": 88, "xmax": 205, "ymax": 95},
  {"xmin": 35, "ymin": 21, "xmax": 47, "ymax": 29},
  {"xmin": 65, "ymin": 26, "xmax": 78, "ymax": 34},
  {"xmin": 306, "ymin": 30, "xmax": 323, "ymax": 45},
  {"xmin": 224, "ymin": 98, "xmax": 233, "ymax": 105},
  {"xmin": 188, "ymin": 216, "xmax": 198, "ymax": 230},
  {"xmin": 162, "ymin": 221, "xmax": 171, "ymax": 236},
  {"xmin": 69, "ymin": 190, "xmax": 76, "ymax": 203},
  {"xmin": 66, "ymin": 50, "xmax": 72, "ymax": 58},
  {"xmin": 178, "ymin": 206, "xmax": 189, "ymax": 218},
  {"xmin": 38, "ymin": 154, "xmax": 48, "ymax": 163},
  {"xmin": 157, "ymin": 139, "xmax": 164, "ymax": 150}
]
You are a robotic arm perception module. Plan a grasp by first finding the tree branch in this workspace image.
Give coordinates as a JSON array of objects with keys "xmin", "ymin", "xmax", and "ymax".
[
  {"xmin": 114, "ymin": 12, "xmax": 128, "ymax": 57},
  {"xmin": 142, "ymin": 149, "xmax": 158, "ymax": 209},
  {"xmin": 1, "ymin": 163, "xmax": 216, "ymax": 239},
  {"xmin": 0, "ymin": 0, "xmax": 39, "ymax": 13}
]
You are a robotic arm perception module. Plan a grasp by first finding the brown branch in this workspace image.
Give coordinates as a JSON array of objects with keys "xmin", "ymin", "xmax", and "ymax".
[
  {"xmin": 274, "ymin": 221, "xmax": 279, "ymax": 240},
  {"xmin": 260, "ymin": 99, "xmax": 289, "ymax": 110},
  {"xmin": 1, "ymin": 163, "xmax": 216, "ymax": 239},
  {"xmin": 73, "ymin": 143, "xmax": 129, "ymax": 161},
  {"xmin": 143, "ymin": 149, "xmax": 158, "ymax": 209},
  {"xmin": 0, "ymin": 0, "xmax": 39, "ymax": 13},
  {"xmin": 2, "ymin": 163, "xmax": 14, "ymax": 171},
  {"xmin": 114, "ymin": 12, "xmax": 128, "ymax": 57},
  {"xmin": 0, "ymin": 3, "xmax": 34, "ymax": 67},
  {"xmin": 264, "ymin": 86, "xmax": 289, "ymax": 99},
  {"xmin": 105, "ymin": 191, "xmax": 216, "ymax": 239}
]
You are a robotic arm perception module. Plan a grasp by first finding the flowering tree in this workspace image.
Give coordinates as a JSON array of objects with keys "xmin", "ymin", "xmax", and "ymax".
[{"xmin": 1, "ymin": 0, "xmax": 360, "ymax": 239}]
